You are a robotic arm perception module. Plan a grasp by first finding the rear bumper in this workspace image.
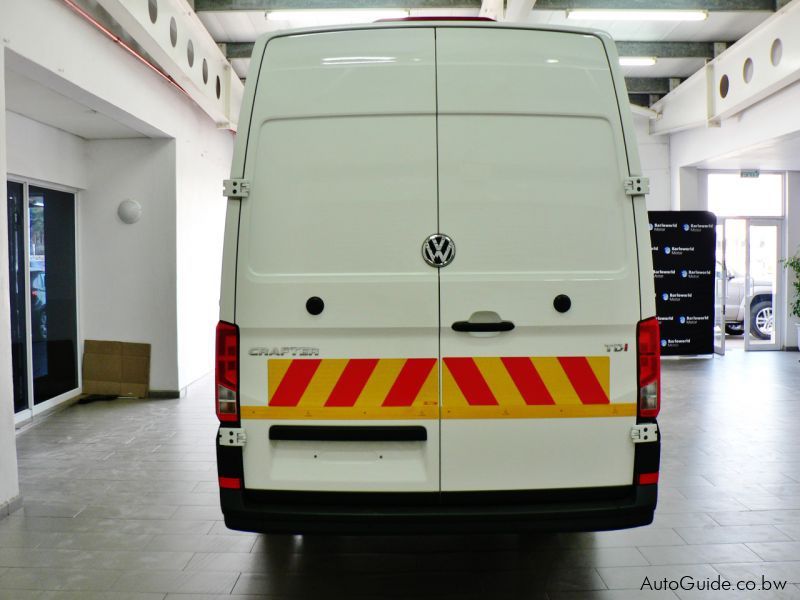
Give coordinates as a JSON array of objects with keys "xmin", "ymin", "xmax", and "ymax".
[{"xmin": 220, "ymin": 484, "xmax": 657, "ymax": 534}]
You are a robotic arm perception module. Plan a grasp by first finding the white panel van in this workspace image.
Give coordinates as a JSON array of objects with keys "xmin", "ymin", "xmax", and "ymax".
[{"xmin": 216, "ymin": 19, "xmax": 660, "ymax": 533}]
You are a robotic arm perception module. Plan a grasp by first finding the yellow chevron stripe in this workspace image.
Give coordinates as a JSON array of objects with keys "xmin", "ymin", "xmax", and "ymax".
[
  {"xmin": 473, "ymin": 357, "xmax": 526, "ymax": 407},
  {"xmin": 415, "ymin": 364, "xmax": 439, "ymax": 409},
  {"xmin": 442, "ymin": 362, "xmax": 468, "ymax": 417},
  {"xmin": 267, "ymin": 359, "xmax": 293, "ymax": 401},
  {"xmin": 356, "ymin": 359, "xmax": 406, "ymax": 408},
  {"xmin": 586, "ymin": 356, "xmax": 611, "ymax": 399},
  {"xmin": 530, "ymin": 357, "xmax": 581, "ymax": 405},
  {"xmin": 296, "ymin": 359, "xmax": 347, "ymax": 408}
]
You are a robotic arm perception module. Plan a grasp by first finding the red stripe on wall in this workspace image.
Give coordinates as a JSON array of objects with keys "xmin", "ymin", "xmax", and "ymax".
[
  {"xmin": 501, "ymin": 357, "xmax": 555, "ymax": 405},
  {"xmin": 382, "ymin": 358, "xmax": 437, "ymax": 407},
  {"xmin": 268, "ymin": 359, "xmax": 321, "ymax": 407},
  {"xmin": 557, "ymin": 357, "xmax": 610, "ymax": 404},
  {"xmin": 325, "ymin": 359, "xmax": 380, "ymax": 407},
  {"xmin": 445, "ymin": 357, "xmax": 498, "ymax": 406}
]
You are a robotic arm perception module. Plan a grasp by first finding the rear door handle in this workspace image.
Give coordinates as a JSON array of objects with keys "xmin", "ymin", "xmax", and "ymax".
[{"xmin": 452, "ymin": 321, "xmax": 515, "ymax": 333}]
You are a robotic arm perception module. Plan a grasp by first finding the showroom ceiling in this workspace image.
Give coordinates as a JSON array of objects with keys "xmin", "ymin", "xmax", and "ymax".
[{"xmin": 192, "ymin": 0, "xmax": 786, "ymax": 106}]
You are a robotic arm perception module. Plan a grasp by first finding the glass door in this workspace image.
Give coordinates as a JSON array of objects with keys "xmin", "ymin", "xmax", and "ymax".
[
  {"xmin": 6, "ymin": 180, "xmax": 79, "ymax": 422},
  {"xmin": 745, "ymin": 220, "xmax": 782, "ymax": 351}
]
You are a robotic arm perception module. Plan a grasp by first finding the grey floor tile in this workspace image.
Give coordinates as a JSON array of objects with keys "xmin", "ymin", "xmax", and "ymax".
[
  {"xmin": 652, "ymin": 513, "xmax": 719, "ymax": 528},
  {"xmin": 21, "ymin": 503, "xmax": 86, "ymax": 519},
  {"xmin": 0, "ymin": 567, "xmax": 122, "ymax": 591},
  {"xmin": 710, "ymin": 510, "xmax": 800, "ymax": 526},
  {"xmin": 638, "ymin": 543, "xmax": 762, "ymax": 565},
  {"xmin": 676, "ymin": 525, "xmax": 791, "ymax": 544},
  {"xmin": 38, "ymin": 593, "xmax": 166, "ymax": 600},
  {"xmin": 0, "ymin": 591, "xmax": 44, "ymax": 600},
  {"xmin": 746, "ymin": 541, "xmax": 800, "ymax": 562},
  {"xmin": 776, "ymin": 523, "xmax": 800, "ymax": 541},
  {"xmin": 713, "ymin": 561, "xmax": 800, "ymax": 586},
  {"xmin": 112, "ymin": 570, "xmax": 240, "ymax": 595},
  {"xmin": 170, "ymin": 506, "xmax": 223, "ymax": 521},
  {"xmin": 145, "ymin": 534, "xmax": 256, "ymax": 553}
]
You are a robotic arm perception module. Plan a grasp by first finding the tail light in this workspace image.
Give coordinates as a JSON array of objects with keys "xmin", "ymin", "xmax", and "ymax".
[
  {"xmin": 215, "ymin": 321, "xmax": 239, "ymax": 422},
  {"xmin": 637, "ymin": 317, "xmax": 660, "ymax": 418}
]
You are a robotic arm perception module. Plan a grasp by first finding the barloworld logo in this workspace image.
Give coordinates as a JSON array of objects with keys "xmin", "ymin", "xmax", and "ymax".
[
  {"xmin": 664, "ymin": 246, "xmax": 671, "ymax": 254},
  {"xmin": 683, "ymin": 224, "xmax": 690, "ymax": 231},
  {"xmin": 681, "ymin": 270, "xmax": 688, "ymax": 278},
  {"xmin": 662, "ymin": 293, "xmax": 669, "ymax": 301}
]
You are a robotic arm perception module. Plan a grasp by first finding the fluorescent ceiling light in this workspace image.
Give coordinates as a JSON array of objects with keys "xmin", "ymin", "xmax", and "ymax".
[
  {"xmin": 266, "ymin": 9, "xmax": 409, "ymax": 25},
  {"xmin": 619, "ymin": 56, "xmax": 657, "ymax": 67},
  {"xmin": 566, "ymin": 9, "xmax": 708, "ymax": 22}
]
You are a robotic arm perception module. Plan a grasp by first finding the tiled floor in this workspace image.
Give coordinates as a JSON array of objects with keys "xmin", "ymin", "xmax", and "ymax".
[{"xmin": 2, "ymin": 350, "xmax": 800, "ymax": 599}]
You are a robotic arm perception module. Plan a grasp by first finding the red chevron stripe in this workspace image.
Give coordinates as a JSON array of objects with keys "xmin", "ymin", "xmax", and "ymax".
[
  {"xmin": 557, "ymin": 357, "xmax": 609, "ymax": 404},
  {"xmin": 383, "ymin": 358, "xmax": 436, "ymax": 407},
  {"xmin": 445, "ymin": 357, "xmax": 497, "ymax": 406},
  {"xmin": 325, "ymin": 359, "xmax": 379, "ymax": 407},
  {"xmin": 501, "ymin": 357, "xmax": 555, "ymax": 405},
  {"xmin": 269, "ymin": 359, "xmax": 321, "ymax": 407}
]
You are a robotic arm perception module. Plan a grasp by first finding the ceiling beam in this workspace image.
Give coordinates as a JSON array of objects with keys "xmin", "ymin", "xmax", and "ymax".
[
  {"xmin": 616, "ymin": 41, "xmax": 715, "ymax": 59},
  {"xmin": 625, "ymin": 78, "xmax": 671, "ymax": 94},
  {"xmin": 196, "ymin": 0, "xmax": 774, "ymax": 10}
]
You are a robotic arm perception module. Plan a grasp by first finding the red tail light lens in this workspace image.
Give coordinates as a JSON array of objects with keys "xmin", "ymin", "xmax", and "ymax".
[
  {"xmin": 637, "ymin": 317, "xmax": 661, "ymax": 418},
  {"xmin": 215, "ymin": 321, "xmax": 239, "ymax": 423}
]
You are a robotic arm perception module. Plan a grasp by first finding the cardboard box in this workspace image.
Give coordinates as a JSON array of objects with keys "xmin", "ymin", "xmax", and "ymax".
[{"xmin": 83, "ymin": 340, "xmax": 151, "ymax": 398}]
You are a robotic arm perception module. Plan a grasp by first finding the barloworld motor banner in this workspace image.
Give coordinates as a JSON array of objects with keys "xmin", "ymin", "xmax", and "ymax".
[{"xmin": 648, "ymin": 211, "xmax": 717, "ymax": 356}]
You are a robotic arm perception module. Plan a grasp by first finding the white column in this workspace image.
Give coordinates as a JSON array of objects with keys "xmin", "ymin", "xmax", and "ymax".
[{"xmin": 0, "ymin": 44, "xmax": 23, "ymax": 517}]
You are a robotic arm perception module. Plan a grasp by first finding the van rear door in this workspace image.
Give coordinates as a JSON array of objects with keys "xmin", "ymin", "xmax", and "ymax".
[
  {"xmin": 436, "ymin": 28, "xmax": 640, "ymax": 491},
  {"xmin": 236, "ymin": 28, "xmax": 440, "ymax": 492}
]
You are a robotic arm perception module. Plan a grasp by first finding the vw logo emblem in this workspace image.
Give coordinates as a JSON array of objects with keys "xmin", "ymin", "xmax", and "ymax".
[{"xmin": 422, "ymin": 234, "xmax": 455, "ymax": 268}]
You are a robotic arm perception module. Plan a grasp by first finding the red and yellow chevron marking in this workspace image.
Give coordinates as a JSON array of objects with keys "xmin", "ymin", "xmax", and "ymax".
[
  {"xmin": 442, "ymin": 356, "xmax": 635, "ymax": 419},
  {"xmin": 241, "ymin": 355, "xmax": 635, "ymax": 420},
  {"xmin": 241, "ymin": 358, "xmax": 438, "ymax": 420}
]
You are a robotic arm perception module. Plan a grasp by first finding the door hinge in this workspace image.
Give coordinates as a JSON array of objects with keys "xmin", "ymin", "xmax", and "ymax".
[
  {"xmin": 624, "ymin": 176, "xmax": 650, "ymax": 196},
  {"xmin": 630, "ymin": 423, "xmax": 658, "ymax": 444},
  {"xmin": 223, "ymin": 179, "xmax": 249, "ymax": 199},
  {"xmin": 218, "ymin": 427, "xmax": 247, "ymax": 447}
]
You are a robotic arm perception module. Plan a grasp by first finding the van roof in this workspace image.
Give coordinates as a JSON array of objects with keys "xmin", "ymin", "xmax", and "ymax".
[{"xmin": 250, "ymin": 20, "xmax": 616, "ymax": 48}]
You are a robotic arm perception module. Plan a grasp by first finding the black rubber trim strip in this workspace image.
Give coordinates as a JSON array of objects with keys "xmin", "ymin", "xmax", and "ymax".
[
  {"xmin": 269, "ymin": 425, "xmax": 428, "ymax": 442},
  {"xmin": 452, "ymin": 320, "xmax": 514, "ymax": 332}
]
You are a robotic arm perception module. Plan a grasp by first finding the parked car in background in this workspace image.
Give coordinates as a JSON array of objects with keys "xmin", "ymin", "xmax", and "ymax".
[{"xmin": 723, "ymin": 267, "xmax": 773, "ymax": 339}]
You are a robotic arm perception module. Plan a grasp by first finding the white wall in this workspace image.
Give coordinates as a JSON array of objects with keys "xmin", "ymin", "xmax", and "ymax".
[
  {"xmin": 0, "ymin": 0, "xmax": 234, "ymax": 510},
  {"xmin": 175, "ymin": 124, "xmax": 233, "ymax": 389},
  {"xmin": 633, "ymin": 114, "xmax": 671, "ymax": 211},
  {"xmin": 1, "ymin": 0, "xmax": 233, "ymax": 390},
  {"xmin": 0, "ymin": 47, "xmax": 21, "ymax": 516},
  {"xmin": 5, "ymin": 112, "xmax": 87, "ymax": 189},
  {"xmin": 80, "ymin": 139, "xmax": 180, "ymax": 390}
]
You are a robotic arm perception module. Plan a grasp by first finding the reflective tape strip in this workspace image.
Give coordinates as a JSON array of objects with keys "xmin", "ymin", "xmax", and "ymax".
[
  {"xmin": 243, "ymin": 355, "xmax": 622, "ymax": 420},
  {"xmin": 443, "ymin": 355, "xmax": 614, "ymax": 417},
  {"xmin": 246, "ymin": 358, "xmax": 438, "ymax": 420}
]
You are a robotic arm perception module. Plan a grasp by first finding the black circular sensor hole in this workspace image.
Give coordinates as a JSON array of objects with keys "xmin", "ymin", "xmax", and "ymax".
[
  {"xmin": 553, "ymin": 294, "xmax": 572, "ymax": 313},
  {"xmin": 306, "ymin": 296, "xmax": 324, "ymax": 315}
]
